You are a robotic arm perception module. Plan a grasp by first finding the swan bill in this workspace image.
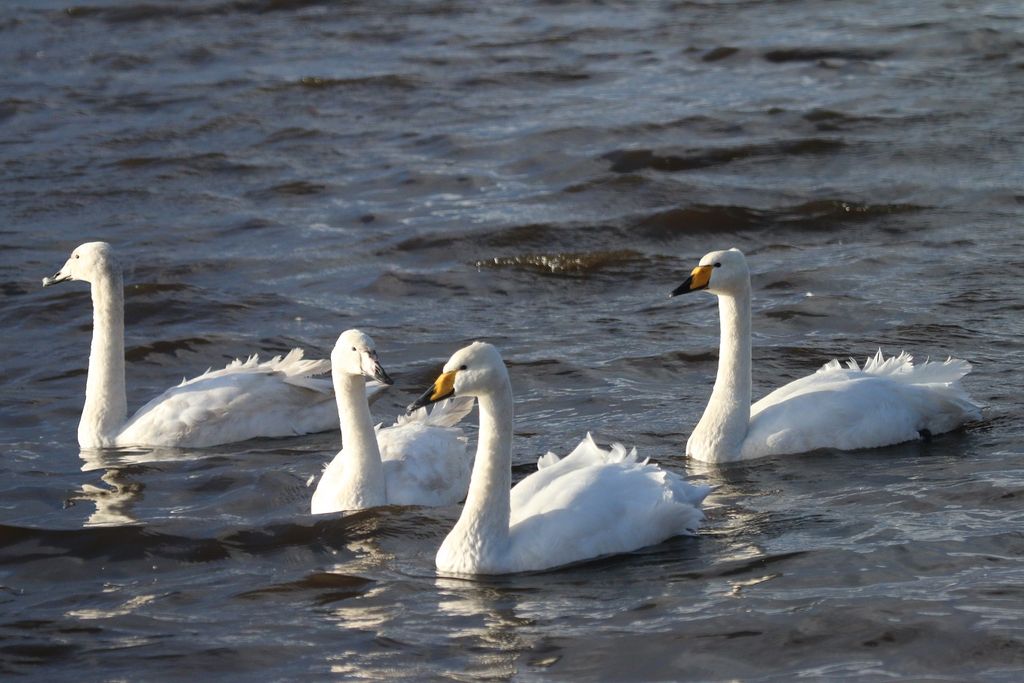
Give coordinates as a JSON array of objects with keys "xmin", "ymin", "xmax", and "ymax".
[
  {"xmin": 42, "ymin": 271, "xmax": 72, "ymax": 287},
  {"xmin": 669, "ymin": 265, "xmax": 712, "ymax": 297},
  {"xmin": 371, "ymin": 359, "xmax": 394, "ymax": 386},
  {"xmin": 360, "ymin": 349, "xmax": 394, "ymax": 386},
  {"xmin": 408, "ymin": 370, "xmax": 457, "ymax": 412}
]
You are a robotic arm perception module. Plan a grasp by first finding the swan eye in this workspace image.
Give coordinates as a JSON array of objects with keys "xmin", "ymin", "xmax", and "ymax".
[
  {"xmin": 459, "ymin": 364, "xmax": 468, "ymax": 371},
  {"xmin": 714, "ymin": 262, "xmax": 721, "ymax": 268},
  {"xmin": 351, "ymin": 346, "xmax": 357, "ymax": 352},
  {"xmin": 75, "ymin": 254, "xmax": 80, "ymax": 259}
]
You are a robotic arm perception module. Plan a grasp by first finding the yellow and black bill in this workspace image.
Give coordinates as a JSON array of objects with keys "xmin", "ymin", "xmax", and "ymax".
[
  {"xmin": 669, "ymin": 264, "xmax": 713, "ymax": 297},
  {"xmin": 407, "ymin": 370, "xmax": 457, "ymax": 412}
]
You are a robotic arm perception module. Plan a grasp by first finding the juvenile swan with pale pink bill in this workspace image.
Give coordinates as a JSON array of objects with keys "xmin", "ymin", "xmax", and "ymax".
[
  {"xmin": 42, "ymin": 242, "xmax": 386, "ymax": 449},
  {"xmin": 670, "ymin": 248, "xmax": 982, "ymax": 464},
  {"xmin": 310, "ymin": 329, "xmax": 474, "ymax": 514},
  {"xmin": 409, "ymin": 341, "xmax": 710, "ymax": 575}
]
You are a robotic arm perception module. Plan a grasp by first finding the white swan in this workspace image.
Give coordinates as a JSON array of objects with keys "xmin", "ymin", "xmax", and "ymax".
[
  {"xmin": 42, "ymin": 241, "xmax": 385, "ymax": 449},
  {"xmin": 310, "ymin": 329, "xmax": 475, "ymax": 514},
  {"xmin": 669, "ymin": 248, "xmax": 982, "ymax": 463},
  {"xmin": 408, "ymin": 341, "xmax": 710, "ymax": 575}
]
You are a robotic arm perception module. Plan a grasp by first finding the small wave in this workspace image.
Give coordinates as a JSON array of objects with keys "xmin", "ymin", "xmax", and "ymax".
[
  {"xmin": 87, "ymin": 52, "xmax": 151, "ymax": 71},
  {"xmin": 763, "ymin": 47, "xmax": 892, "ymax": 63},
  {"xmin": 124, "ymin": 295, "xmax": 251, "ymax": 326},
  {"xmin": 782, "ymin": 199, "xmax": 923, "ymax": 222},
  {"xmin": 459, "ymin": 70, "xmax": 590, "ymax": 88},
  {"xmin": 475, "ymin": 250, "xmax": 645, "ymax": 276},
  {"xmin": 237, "ymin": 571, "xmax": 374, "ymax": 605},
  {"xmin": 702, "ymin": 46, "xmax": 740, "ymax": 62},
  {"xmin": 125, "ymin": 282, "xmax": 192, "ymax": 295},
  {"xmin": 482, "ymin": 223, "xmax": 562, "ymax": 249},
  {"xmin": 563, "ymin": 173, "xmax": 646, "ymax": 195},
  {"xmin": 361, "ymin": 271, "xmax": 472, "ymax": 297},
  {"xmin": 670, "ymin": 550, "xmax": 808, "ymax": 581},
  {"xmin": 2, "ymin": 281, "xmax": 30, "ymax": 297},
  {"xmin": 124, "ymin": 337, "xmax": 213, "ymax": 363},
  {"xmin": 0, "ymin": 509, "xmax": 435, "ymax": 568},
  {"xmin": 110, "ymin": 153, "xmax": 259, "ymax": 176},
  {"xmin": 0, "ymin": 523, "xmax": 230, "ymax": 564},
  {"xmin": 637, "ymin": 205, "xmax": 763, "ymax": 237},
  {"xmin": 634, "ymin": 200, "xmax": 924, "ymax": 238},
  {"xmin": 251, "ymin": 180, "xmax": 327, "ymax": 198},
  {"xmin": 63, "ymin": 4, "xmax": 199, "ymax": 22},
  {"xmin": 763, "ymin": 309, "xmax": 829, "ymax": 321},
  {"xmin": 258, "ymin": 74, "xmax": 420, "ymax": 92},
  {"xmin": 394, "ymin": 223, "xmax": 564, "ymax": 254},
  {"xmin": 0, "ymin": 98, "xmax": 34, "ymax": 122},
  {"xmin": 887, "ymin": 322, "xmax": 980, "ymax": 346},
  {"xmin": 603, "ymin": 138, "xmax": 844, "ymax": 173},
  {"xmin": 801, "ymin": 108, "xmax": 885, "ymax": 128},
  {"xmin": 36, "ymin": 367, "xmax": 88, "ymax": 383},
  {"xmin": 261, "ymin": 127, "xmax": 322, "ymax": 144},
  {"xmin": 85, "ymin": 91, "xmax": 205, "ymax": 114},
  {"xmin": 63, "ymin": 1, "xmax": 328, "ymax": 23},
  {"xmin": 598, "ymin": 350, "xmax": 721, "ymax": 381}
]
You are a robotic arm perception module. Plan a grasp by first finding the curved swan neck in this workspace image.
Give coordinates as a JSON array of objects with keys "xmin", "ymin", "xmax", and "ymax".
[
  {"xmin": 80, "ymin": 268, "xmax": 127, "ymax": 448},
  {"xmin": 713, "ymin": 289, "xmax": 752, "ymax": 407},
  {"xmin": 690, "ymin": 287, "xmax": 752, "ymax": 460},
  {"xmin": 333, "ymin": 371, "xmax": 386, "ymax": 505},
  {"xmin": 454, "ymin": 380, "xmax": 514, "ymax": 545}
]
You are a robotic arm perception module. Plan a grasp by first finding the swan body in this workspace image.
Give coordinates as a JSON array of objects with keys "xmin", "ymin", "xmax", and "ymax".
[
  {"xmin": 310, "ymin": 330, "xmax": 474, "ymax": 514},
  {"xmin": 409, "ymin": 342, "xmax": 710, "ymax": 575},
  {"xmin": 671, "ymin": 248, "xmax": 982, "ymax": 463},
  {"xmin": 43, "ymin": 242, "xmax": 384, "ymax": 448}
]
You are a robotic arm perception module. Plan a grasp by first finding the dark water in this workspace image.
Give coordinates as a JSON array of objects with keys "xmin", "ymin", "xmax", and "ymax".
[{"xmin": 3, "ymin": 0, "xmax": 1024, "ymax": 679}]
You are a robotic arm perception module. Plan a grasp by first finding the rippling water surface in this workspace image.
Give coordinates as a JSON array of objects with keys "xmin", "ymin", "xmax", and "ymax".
[{"xmin": 3, "ymin": 1, "xmax": 1024, "ymax": 679}]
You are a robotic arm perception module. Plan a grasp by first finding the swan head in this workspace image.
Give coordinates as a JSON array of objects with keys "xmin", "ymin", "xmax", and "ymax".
[
  {"xmin": 669, "ymin": 247, "xmax": 748, "ymax": 297},
  {"xmin": 331, "ymin": 329, "xmax": 394, "ymax": 385},
  {"xmin": 42, "ymin": 241, "xmax": 120, "ymax": 287},
  {"xmin": 408, "ymin": 341, "xmax": 507, "ymax": 411}
]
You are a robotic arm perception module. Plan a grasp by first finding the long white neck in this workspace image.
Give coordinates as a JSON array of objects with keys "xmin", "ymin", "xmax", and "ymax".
[
  {"xmin": 331, "ymin": 371, "xmax": 386, "ymax": 509},
  {"xmin": 439, "ymin": 379, "xmax": 513, "ymax": 567},
  {"xmin": 689, "ymin": 286, "xmax": 752, "ymax": 462},
  {"xmin": 80, "ymin": 268, "xmax": 127, "ymax": 448}
]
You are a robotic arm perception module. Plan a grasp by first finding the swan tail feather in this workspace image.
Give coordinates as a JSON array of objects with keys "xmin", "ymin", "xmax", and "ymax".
[
  {"xmin": 265, "ymin": 348, "xmax": 332, "ymax": 378},
  {"xmin": 825, "ymin": 349, "xmax": 983, "ymax": 425},
  {"xmin": 188, "ymin": 348, "xmax": 332, "ymax": 384},
  {"xmin": 537, "ymin": 451, "xmax": 561, "ymax": 469},
  {"xmin": 668, "ymin": 475, "xmax": 713, "ymax": 508},
  {"xmin": 820, "ymin": 349, "xmax": 977, "ymax": 388},
  {"xmin": 425, "ymin": 396, "xmax": 476, "ymax": 427},
  {"xmin": 858, "ymin": 348, "xmax": 976, "ymax": 386}
]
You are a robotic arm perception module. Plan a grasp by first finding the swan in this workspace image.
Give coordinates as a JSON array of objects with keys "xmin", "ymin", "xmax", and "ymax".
[
  {"xmin": 310, "ymin": 329, "xmax": 475, "ymax": 514},
  {"xmin": 42, "ymin": 241, "xmax": 386, "ymax": 448},
  {"xmin": 408, "ymin": 341, "xmax": 710, "ymax": 575},
  {"xmin": 669, "ymin": 248, "xmax": 982, "ymax": 463}
]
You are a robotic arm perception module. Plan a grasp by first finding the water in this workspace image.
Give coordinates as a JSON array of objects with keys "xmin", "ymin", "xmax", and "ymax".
[{"xmin": 2, "ymin": 0, "xmax": 1023, "ymax": 679}]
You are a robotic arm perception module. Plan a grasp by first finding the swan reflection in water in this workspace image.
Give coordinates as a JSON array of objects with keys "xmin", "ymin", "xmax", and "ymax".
[
  {"xmin": 74, "ymin": 446, "xmax": 205, "ymax": 527},
  {"xmin": 73, "ymin": 448, "xmax": 151, "ymax": 527}
]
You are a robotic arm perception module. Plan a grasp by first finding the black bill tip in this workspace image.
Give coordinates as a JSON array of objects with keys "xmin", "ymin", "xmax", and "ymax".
[
  {"xmin": 407, "ymin": 385, "xmax": 436, "ymax": 413},
  {"xmin": 669, "ymin": 276, "xmax": 695, "ymax": 298},
  {"xmin": 373, "ymin": 363, "xmax": 394, "ymax": 387}
]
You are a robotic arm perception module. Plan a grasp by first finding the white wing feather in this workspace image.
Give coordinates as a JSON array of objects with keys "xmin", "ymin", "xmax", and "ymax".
[
  {"xmin": 743, "ymin": 349, "xmax": 982, "ymax": 458},
  {"xmin": 116, "ymin": 349, "xmax": 379, "ymax": 448},
  {"xmin": 494, "ymin": 434, "xmax": 710, "ymax": 573},
  {"xmin": 312, "ymin": 397, "xmax": 474, "ymax": 512}
]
